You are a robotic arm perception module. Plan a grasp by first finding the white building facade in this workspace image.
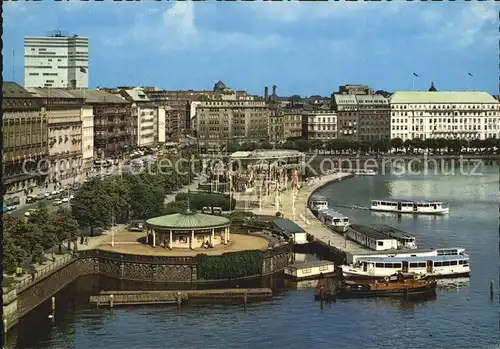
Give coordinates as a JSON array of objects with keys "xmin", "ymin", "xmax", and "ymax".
[
  {"xmin": 303, "ymin": 111, "xmax": 338, "ymax": 141},
  {"xmin": 390, "ymin": 91, "xmax": 500, "ymax": 141},
  {"xmin": 24, "ymin": 35, "xmax": 89, "ymax": 89},
  {"xmin": 81, "ymin": 105, "xmax": 94, "ymax": 173}
]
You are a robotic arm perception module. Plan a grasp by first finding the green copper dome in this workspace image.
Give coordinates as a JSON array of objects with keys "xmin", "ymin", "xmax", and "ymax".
[{"xmin": 146, "ymin": 212, "xmax": 231, "ymax": 231}]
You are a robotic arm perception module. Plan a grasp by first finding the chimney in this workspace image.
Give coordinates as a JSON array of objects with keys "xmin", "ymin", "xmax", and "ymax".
[
  {"xmin": 264, "ymin": 86, "xmax": 269, "ymax": 101},
  {"xmin": 272, "ymin": 85, "xmax": 277, "ymax": 96}
]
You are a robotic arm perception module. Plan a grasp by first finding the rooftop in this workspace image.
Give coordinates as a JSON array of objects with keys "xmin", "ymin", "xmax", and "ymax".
[
  {"xmin": 66, "ymin": 89, "xmax": 130, "ymax": 104},
  {"xmin": 123, "ymin": 88, "xmax": 151, "ymax": 102},
  {"xmin": 350, "ymin": 224, "xmax": 394, "ymax": 241},
  {"xmin": 146, "ymin": 212, "xmax": 231, "ymax": 230},
  {"xmin": 288, "ymin": 260, "xmax": 335, "ymax": 269},
  {"xmin": 320, "ymin": 209, "xmax": 348, "ymax": 219},
  {"xmin": 272, "ymin": 218, "xmax": 306, "ymax": 235},
  {"xmin": 370, "ymin": 224, "xmax": 415, "ymax": 240},
  {"xmin": 390, "ymin": 91, "xmax": 499, "ymax": 104},
  {"xmin": 27, "ymin": 88, "xmax": 85, "ymax": 99},
  {"xmin": 3, "ymin": 82, "xmax": 34, "ymax": 98}
]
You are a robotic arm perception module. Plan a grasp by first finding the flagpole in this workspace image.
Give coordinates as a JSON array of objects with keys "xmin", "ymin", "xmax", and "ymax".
[{"xmin": 412, "ymin": 76, "xmax": 415, "ymax": 91}]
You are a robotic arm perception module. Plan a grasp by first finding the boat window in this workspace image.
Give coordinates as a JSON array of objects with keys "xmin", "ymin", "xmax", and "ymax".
[
  {"xmin": 302, "ymin": 268, "xmax": 312, "ymax": 274},
  {"xmin": 442, "ymin": 261, "xmax": 450, "ymax": 266},
  {"xmin": 393, "ymin": 263, "xmax": 402, "ymax": 268},
  {"xmin": 319, "ymin": 265, "xmax": 330, "ymax": 271},
  {"xmin": 418, "ymin": 262, "xmax": 426, "ymax": 268},
  {"xmin": 411, "ymin": 255, "xmax": 416, "ymax": 257},
  {"xmin": 377, "ymin": 241, "xmax": 383, "ymax": 246},
  {"xmin": 375, "ymin": 263, "xmax": 384, "ymax": 268},
  {"xmin": 459, "ymin": 260, "xmax": 468, "ymax": 265},
  {"xmin": 450, "ymin": 260, "xmax": 458, "ymax": 266},
  {"xmin": 409, "ymin": 262, "xmax": 418, "ymax": 268},
  {"xmin": 434, "ymin": 262, "xmax": 442, "ymax": 267},
  {"xmin": 372, "ymin": 201, "xmax": 378, "ymax": 206},
  {"xmin": 384, "ymin": 263, "xmax": 393, "ymax": 268}
]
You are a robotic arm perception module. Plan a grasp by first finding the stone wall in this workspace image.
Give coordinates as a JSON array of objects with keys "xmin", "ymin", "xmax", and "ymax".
[{"xmin": 4, "ymin": 245, "xmax": 291, "ymax": 331}]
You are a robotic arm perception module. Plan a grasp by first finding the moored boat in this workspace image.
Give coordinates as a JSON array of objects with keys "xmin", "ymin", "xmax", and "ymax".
[
  {"xmin": 352, "ymin": 169, "xmax": 377, "ymax": 176},
  {"xmin": 370, "ymin": 199, "xmax": 449, "ymax": 215},
  {"xmin": 309, "ymin": 195, "xmax": 329, "ymax": 214},
  {"xmin": 340, "ymin": 253, "xmax": 471, "ymax": 279},
  {"xmin": 338, "ymin": 272, "xmax": 437, "ymax": 298}
]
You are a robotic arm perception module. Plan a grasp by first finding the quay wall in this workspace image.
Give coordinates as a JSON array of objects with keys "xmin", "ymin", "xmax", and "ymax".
[{"xmin": 3, "ymin": 244, "xmax": 291, "ymax": 332}]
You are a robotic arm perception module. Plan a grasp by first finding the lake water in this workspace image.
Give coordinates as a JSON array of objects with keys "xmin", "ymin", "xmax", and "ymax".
[{"xmin": 7, "ymin": 164, "xmax": 500, "ymax": 349}]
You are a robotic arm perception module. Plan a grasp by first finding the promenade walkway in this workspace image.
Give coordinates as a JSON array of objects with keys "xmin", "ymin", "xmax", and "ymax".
[{"xmin": 252, "ymin": 172, "xmax": 370, "ymax": 256}]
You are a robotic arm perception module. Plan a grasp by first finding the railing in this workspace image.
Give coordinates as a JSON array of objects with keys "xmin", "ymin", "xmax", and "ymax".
[{"xmin": 5, "ymin": 254, "xmax": 74, "ymax": 295}]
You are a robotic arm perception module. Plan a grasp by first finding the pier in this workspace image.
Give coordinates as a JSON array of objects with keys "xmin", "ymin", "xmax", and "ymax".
[
  {"xmin": 253, "ymin": 172, "xmax": 372, "ymax": 260},
  {"xmin": 89, "ymin": 288, "xmax": 273, "ymax": 307}
]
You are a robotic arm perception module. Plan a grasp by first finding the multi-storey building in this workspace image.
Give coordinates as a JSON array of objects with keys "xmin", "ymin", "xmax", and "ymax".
[
  {"xmin": 302, "ymin": 111, "xmax": 338, "ymax": 141},
  {"xmin": 338, "ymin": 84, "xmax": 373, "ymax": 95},
  {"xmin": 24, "ymin": 33, "xmax": 89, "ymax": 88},
  {"xmin": 196, "ymin": 90, "xmax": 269, "ymax": 151},
  {"xmin": 67, "ymin": 90, "xmax": 132, "ymax": 158},
  {"xmin": 80, "ymin": 103, "xmax": 94, "ymax": 173},
  {"xmin": 333, "ymin": 94, "xmax": 359, "ymax": 140},
  {"xmin": 269, "ymin": 109, "xmax": 284, "ymax": 144},
  {"xmin": 356, "ymin": 95, "xmax": 391, "ymax": 141},
  {"xmin": 27, "ymin": 88, "xmax": 86, "ymax": 183},
  {"xmin": 120, "ymin": 88, "xmax": 158, "ymax": 148},
  {"xmin": 3, "ymin": 82, "xmax": 48, "ymax": 195},
  {"xmin": 282, "ymin": 112, "xmax": 303, "ymax": 140},
  {"xmin": 390, "ymin": 89, "xmax": 500, "ymax": 140}
]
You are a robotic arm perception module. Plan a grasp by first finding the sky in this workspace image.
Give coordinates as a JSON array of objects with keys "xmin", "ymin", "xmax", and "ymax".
[{"xmin": 4, "ymin": 1, "xmax": 499, "ymax": 96}]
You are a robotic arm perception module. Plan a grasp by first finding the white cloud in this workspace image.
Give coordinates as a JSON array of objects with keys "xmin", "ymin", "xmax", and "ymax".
[
  {"xmin": 107, "ymin": 2, "xmax": 291, "ymax": 53},
  {"xmin": 421, "ymin": 2, "xmax": 498, "ymax": 50},
  {"xmin": 248, "ymin": 1, "xmax": 402, "ymax": 23}
]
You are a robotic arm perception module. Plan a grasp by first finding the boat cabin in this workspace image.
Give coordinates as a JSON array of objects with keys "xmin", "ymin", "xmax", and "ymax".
[
  {"xmin": 342, "ymin": 254, "xmax": 470, "ymax": 278},
  {"xmin": 285, "ymin": 260, "xmax": 336, "ymax": 281},
  {"xmin": 370, "ymin": 224, "xmax": 417, "ymax": 249},
  {"xmin": 318, "ymin": 209, "xmax": 350, "ymax": 228},
  {"xmin": 347, "ymin": 224, "xmax": 398, "ymax": 251},
  {"xmin": 309, "ymin": 195, "xmax": 329, "ymax": 212},
  {"xmin": 346, "ymin": 247, "xmax": 466, "ymax": 264}
]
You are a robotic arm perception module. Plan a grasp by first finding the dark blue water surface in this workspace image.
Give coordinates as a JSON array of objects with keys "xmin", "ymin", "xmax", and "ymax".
[{"xmin": 8, "ymin": 165, "xmax": 500, "ymax": 349}]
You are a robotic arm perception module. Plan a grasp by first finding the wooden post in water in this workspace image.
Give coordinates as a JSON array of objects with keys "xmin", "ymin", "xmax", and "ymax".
[
  {"xmin": 176, "ymin": 292, "xmax": 182, "ymax": 308},
  {"xmin": 3, "ymin": 317, "xmax": 7, "ymax": 344},
  {"xmin": 51, "ymin": 296, "xmax": 56, "ymax": 321},
  {"xmin": 490, "ymin": 280, "xmax": 494, "ymax": 299},
  {"xmin": 109, "ymin": 294, "xmax": 114, "ymax": 309},
  {"xmin": 320, "ymin": 286, "xmax": 325, "ymax": 310},
  {"xmin": 243, "ymin": 292, "xmax": 248, "ymax": 310}
]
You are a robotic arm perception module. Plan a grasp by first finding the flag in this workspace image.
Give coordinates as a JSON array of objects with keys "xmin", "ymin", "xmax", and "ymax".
[
  {"xmin": 413, "ymin": 72, "xmax": 419, "ymax": 77},
  {"xmin": 468, "ymin": 73, "xmax": 473, "ymax": 77},
  {"xmin": 80, "ymin": 67, "xmax": 87, "ymax": 73}
]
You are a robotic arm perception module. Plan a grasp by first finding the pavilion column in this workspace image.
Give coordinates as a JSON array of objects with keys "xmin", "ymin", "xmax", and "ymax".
[
  {"xmin": 227, "ymin": 227, "xmax": 230, "ymax": 242},
  {"xmin": 146, "ymin": 228, "xmax": 149, "ymax": 244},
  {"xmin": 169, "ymin": 230, "xmax": 173, "ymax": 249},
  {"xmin": 211, "ymin": 229, "xmax": 215, "ymax": 245},
  {"xmin": 191, "ymin": 230, "xmax": 195, "ymax": 250},
  {"xmin": 224, "ymin": 228, "xmax": 228, "ymax": 245},
  {"xmin": 152, "ymin": 231, "xmax": 156, "ymax": 247}
]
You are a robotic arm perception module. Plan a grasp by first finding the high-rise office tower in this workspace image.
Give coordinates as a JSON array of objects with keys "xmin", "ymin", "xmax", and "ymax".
[{"xmin": 24, "ymin": 33, "xmax": 89, "ymax": 88}]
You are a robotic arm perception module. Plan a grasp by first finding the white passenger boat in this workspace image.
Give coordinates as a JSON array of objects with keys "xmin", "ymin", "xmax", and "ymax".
[
  {"xmin": 370, "ymin": 224, "xmax": 417, "ymax": 250},
  {"xmin": 284, "ymin": 260, "xmax": 336, "ymax": 281},
  {"xmin": 340, "ymin": 253, "xmax": 470, "ymax": 279},
  {"xmin": 347, "ymin": 247, "xmax": 466, "ymax": 264},
  {"xmin": 309, "ymin": 195, "xmax": 329, "ymax": 213},
  {"xmin": 318, "ymin": 209, "xmax": 350, "ymax": 228},
  {"xmin": 370, "ymin": 199, "xmax": 449, "ymax": 215},
  {"xmin": 352, "ymin": 169, "xmax": 377, "ymax": 176}
]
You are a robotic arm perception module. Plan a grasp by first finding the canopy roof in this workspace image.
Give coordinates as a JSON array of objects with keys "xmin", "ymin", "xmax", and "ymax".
[{"xmin": 146, "ymin": 212, "xmax": 231, "ymax": 231}]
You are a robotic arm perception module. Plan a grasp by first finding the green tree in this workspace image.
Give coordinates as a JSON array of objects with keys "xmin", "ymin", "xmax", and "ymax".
[
  {"xmin": 48, "ymin": 208, "xmax": 81, "ymax": 253},
  {"xmin": 3, "ymin": 215, "xmax": 30, "ymax": 273},
  {"xmin": 391, "ymin": 138, "xmax": 404, "ymax": 151},
  {"xmin": 403, "ymin": 139, "xmax": 413, "ymax": 153}
]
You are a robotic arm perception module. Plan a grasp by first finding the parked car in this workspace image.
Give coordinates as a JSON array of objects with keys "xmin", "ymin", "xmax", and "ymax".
[
  {"xmin": 53, "ymin": 200, "xmax": 63, "ymax": 206},
  {"xmin": 36, "ymin": 193, "xmax": 45, "ymax": 200},
  {"xmin": 26, "ymin": 195, "xmax": 37, "ymax": 203}
]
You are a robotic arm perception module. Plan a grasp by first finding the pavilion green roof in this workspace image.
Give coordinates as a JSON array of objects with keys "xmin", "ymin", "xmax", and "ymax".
[{"xmin": 146, "ymin": 212, "xmax": 231, "ymax": 230}]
